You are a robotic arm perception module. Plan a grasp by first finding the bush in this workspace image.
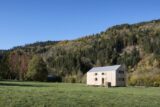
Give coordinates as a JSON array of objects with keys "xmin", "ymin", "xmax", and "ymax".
[
  {"xmin": 153, "ymin": 82, "xmax": 160, "ymax": 87},
  {"xmin": 0, "ymin": 76, "xmax": 2, "ymax": 80}
]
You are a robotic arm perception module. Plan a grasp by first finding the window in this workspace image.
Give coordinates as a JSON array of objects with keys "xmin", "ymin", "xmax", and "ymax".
[
  {"xmin": 102, "ymin": 73, "xmax": 105, "ymax": 75},
  {"xmin": 95, "ymin": 73, "xmax": 98, "ymax": 76},
  {"xmin": 95, "ymin": 78, "xmax": 98, "ymax": 81},
  {"xmin": 118, "ymin": 78, "xmax": 125, "ymax": 81},
  {"xmin": 118, "ymin": 70, "xmax": 124, "ymax": 74}
]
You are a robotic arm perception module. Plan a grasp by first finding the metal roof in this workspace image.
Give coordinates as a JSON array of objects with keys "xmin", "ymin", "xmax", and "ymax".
[{"xmin": 88, "ymin": 65, "xmax": 121, "ymax": 72}]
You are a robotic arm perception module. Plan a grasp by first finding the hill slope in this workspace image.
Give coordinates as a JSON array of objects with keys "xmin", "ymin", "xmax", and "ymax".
[{"xmin": 0, "ymin": 19, "xmax": 160, "ymax": 86}]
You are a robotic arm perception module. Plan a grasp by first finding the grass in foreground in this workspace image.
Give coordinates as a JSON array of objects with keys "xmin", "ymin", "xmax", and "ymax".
[{"xmin": 0, "ymin": 81, "xmax": 160, "ymax": 107}]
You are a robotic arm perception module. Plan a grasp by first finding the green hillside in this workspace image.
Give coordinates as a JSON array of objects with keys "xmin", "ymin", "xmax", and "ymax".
[{"xmin": 0, "ymin": 19, "xmax": 160, "ymax": 86}]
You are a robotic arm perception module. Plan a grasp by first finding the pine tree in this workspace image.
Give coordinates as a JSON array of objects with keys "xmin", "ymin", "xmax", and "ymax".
[{"xmin": 26, "ymin": 56, "xmax": 48, "ymax": 81}]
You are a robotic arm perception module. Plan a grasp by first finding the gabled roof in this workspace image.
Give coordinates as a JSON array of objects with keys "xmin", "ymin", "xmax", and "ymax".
[{"xmin": 88, "ymin": 65, "xmax": 121, "ymax": 72}]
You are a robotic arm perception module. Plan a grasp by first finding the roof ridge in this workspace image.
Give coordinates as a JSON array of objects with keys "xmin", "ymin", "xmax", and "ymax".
[
  {"xmin": 88, "ymin": 65, "xmax": 121, "ymax": 72},
  {"xmin": 93, "ymin": 65, "xmax": 121, "ymax": 68}
]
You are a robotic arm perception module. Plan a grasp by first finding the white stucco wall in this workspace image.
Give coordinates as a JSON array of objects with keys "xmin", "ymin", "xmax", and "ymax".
[{"xmin": 87, "ymin": 71, "xmax": 117, "ymax": 86}]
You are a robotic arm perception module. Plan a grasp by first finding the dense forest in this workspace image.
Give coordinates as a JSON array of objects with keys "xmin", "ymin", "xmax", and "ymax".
[{"xmin": 1, "ymin": 19, "xmax": 160, "ymax": 86}]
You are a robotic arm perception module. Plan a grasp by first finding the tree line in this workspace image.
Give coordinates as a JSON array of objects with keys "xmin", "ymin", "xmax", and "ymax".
[{"xmin": 0, "ymin": 19, "xmax": 160, "ymax": 86}]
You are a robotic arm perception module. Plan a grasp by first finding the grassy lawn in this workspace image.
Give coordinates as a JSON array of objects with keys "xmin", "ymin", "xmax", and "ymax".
[{"xmin": 0, "ymin": 81, "xmax": 160, "ymax": 107}]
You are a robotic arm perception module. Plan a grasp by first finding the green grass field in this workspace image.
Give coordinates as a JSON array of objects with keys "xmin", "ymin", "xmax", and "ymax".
[{"xmin": 0, "ymin": 81, "xmax": 160, "ymax": 107}]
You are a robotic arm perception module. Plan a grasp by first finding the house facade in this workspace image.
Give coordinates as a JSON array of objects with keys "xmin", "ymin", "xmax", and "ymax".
[{"xmin": 87, "ymin": 65, "xmax": 126, "ymax": 87}]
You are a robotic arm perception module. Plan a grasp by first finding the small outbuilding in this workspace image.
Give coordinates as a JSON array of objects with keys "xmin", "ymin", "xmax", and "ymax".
[
  {"xmin": 87, "ymin": 65, "xmax": 126, "ymax": 87},
  {"xmin": 47, "ymin": 75, "xmax": 62, "ymax": 82}
]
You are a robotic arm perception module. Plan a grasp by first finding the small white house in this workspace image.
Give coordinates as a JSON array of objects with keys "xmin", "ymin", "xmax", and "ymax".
[{"xmin": 87, "ymin": 65, "xmax": 126, "ymax": 87}]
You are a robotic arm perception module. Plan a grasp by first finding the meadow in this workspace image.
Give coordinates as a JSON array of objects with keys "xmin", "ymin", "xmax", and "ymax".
[{"xmin": 0, "ymin": 81, "xmax": 160, "ymax": 107}]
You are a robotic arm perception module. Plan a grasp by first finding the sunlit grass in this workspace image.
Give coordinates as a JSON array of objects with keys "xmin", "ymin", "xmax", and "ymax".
[{"xmin": 0, "ymin": 81, "xmax": 160, "ymax": 107}]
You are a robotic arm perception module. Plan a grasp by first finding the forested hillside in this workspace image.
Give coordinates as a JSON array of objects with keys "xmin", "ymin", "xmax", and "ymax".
[{"xmin": 1, "ymin": 19, "xmax": 160, "ymax": 86}]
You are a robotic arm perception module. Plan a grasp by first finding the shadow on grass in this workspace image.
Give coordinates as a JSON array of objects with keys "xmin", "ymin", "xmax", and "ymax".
[{"xmin": 0, "ymin": 83, "xmax": 48, "ymax": 87}]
